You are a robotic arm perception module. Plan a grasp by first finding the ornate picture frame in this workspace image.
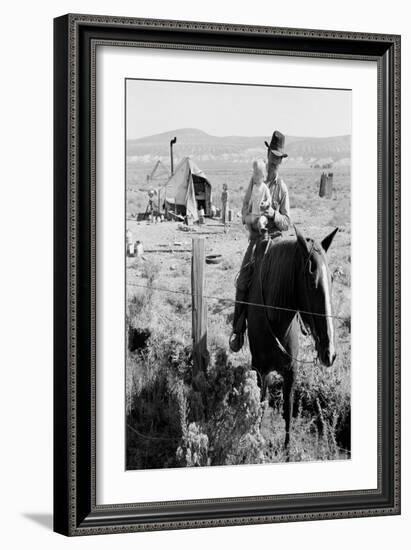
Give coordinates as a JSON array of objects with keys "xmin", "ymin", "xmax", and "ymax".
[{"xmin": 53, "ymin": 14, "xmax": 400, "ymax": 536}]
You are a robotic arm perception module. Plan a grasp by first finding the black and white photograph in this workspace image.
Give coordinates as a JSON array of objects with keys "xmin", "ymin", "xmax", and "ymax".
[{"xmin": 125, "ymin": 79, "xmax": 352, "ymax": 470}]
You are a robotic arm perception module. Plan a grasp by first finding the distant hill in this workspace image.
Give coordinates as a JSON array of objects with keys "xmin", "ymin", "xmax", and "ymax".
[{"xmin": 127, "ymin": 128, "xmax": 351, "ymax": 166}]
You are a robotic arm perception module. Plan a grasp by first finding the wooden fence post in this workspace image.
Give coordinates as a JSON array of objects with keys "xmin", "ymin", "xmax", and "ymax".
[
  {"xmin": 319, "ymin": 172, "xmax": 326, "ymax": 197},
  {"xmin": 319, "ymin": 172, "xmax": 334, "ymax": 198},
  {"xmin": 191, "ymin": 237, "xmax": 208, "ymax": 376}
]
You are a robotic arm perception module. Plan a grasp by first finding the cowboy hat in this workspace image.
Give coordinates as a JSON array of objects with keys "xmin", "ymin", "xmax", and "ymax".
[{"xmin": 264, "ymin": 130, "xmax": 288, "ymax": 158}]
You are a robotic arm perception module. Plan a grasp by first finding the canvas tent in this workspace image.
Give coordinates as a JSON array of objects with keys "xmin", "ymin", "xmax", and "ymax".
[{"xmin": 164, "ymin": 157, "xmax": 212, "ymax": 221}]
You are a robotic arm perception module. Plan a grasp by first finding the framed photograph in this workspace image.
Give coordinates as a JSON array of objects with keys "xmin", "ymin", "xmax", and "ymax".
[{"xmin": 53, "ymin": 14, "xmax": 400, "ymax": 536}]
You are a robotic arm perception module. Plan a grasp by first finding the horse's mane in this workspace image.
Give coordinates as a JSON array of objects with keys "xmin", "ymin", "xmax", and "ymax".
[{"xmin": 257, "ymin": 238, "xmax": 300, "ymax": 324}]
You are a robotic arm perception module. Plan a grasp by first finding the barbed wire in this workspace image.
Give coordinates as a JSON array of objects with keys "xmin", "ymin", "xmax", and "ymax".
[
  {"xmin": 126, "ymin": 281, "xmax": 347, "ymax": 322},
  {"xmin": 127, "ymin": 423, "xmax": 181, "ymax": 443}
]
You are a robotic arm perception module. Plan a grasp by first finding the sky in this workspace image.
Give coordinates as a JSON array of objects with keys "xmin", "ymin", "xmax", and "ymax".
[{"xmin": 126, "ymin": 79, "xmax": 351, "ymax": 140}]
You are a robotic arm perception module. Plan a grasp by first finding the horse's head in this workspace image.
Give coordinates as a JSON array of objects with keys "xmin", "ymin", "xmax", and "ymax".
[{"xmin": 295, "ymin": 226, "xmax": 339, "ymax": 367}]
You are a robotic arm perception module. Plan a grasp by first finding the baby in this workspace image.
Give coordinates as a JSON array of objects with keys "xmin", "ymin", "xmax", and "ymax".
[{"xmin": 242, "ymin": 159, "xmax": 271, "ymax": 236}]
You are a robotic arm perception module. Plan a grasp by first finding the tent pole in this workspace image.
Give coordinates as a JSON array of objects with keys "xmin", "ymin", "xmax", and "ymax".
[{"xmin": 170, "ymin": 136, "xmax": 177, "ymax": 175}]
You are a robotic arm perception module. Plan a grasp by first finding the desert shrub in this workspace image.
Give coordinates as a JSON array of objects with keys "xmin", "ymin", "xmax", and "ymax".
[
  {"xmin": 127, "ymin": 287, "xmax": 155, "ymax": 330},
  {"xmin": 332, "ymin": 265, "xmax": 351, "ymax": 287},
  {"xmin": 128, "ymin": 292, "xmax": 147, "ymax": 317},
  {"xmin": 128, "ymin": 326, "xmax": 151, "ymax": 352},
  {"xmin": 294, "ymin": 361, "xmax": 351, "ymax": 457},
  {"xmin": 127, "ymin": 258, "xmax": 162, "ymax": 330},
  {"xmin": 128, "ymin": 259, "xmax": 141, "ymax": 270},
  {"xmin": 176, "ymin": 423, "xmax": 210, "ymax": 467},
  {"xmin": 126, "ymin": 335, "xmax": 191, "ymax": 469},
  {"xmin": 127, "ymin": 373, "xmax": 183, "ymax": 469},
  {"xmin": 340, "ymin": 314, "xmax": 351, "ymax": 333},
  {"xmin": 141, "ymin": 258, "xmax": 160, "ymax": 284},
  {"xmin": 126, "ymin": 338, "xmax": 265, "ymax": 469},
  {"xmin": 166, "ymin": 291, "xmax": 191, "ymax": 314},
  {"xmin": 207, "ymin": 324, "xmax": 229, "ymax": 350},
  {"xmin": 204, "ymin": 349, "xmax": 265, "ymax": 465}
]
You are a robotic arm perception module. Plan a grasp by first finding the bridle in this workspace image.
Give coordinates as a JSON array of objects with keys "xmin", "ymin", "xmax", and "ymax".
[{"xmin": 300, "ymin": 240, "xmax": 319, "ymax": 342}]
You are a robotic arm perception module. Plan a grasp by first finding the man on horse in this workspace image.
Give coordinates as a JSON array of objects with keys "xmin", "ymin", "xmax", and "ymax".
[{"xmin": 229, "ymin": 130, "xmax": 291, "ymax": 352}]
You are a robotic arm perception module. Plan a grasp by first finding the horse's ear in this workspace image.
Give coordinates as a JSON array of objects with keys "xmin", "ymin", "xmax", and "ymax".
[
  {"xmin": 294, "ymin": 225, "xmax": 310, "ymax": 256},
  {"xmin": 321, "ymin": 228, "xmax": 339, "ymax": 253}
]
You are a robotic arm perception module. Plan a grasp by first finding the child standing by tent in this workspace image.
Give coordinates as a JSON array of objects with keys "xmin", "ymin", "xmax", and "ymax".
[{"xmin": 221, "ymin": 183, "xmax": 229, "ymax": 227}]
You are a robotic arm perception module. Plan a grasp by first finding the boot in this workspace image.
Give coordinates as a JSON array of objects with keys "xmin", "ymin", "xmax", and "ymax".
[
  {"xmin": 229, "ymin": 331, "xmax": 244, "ymax": 353},
  {"xmin": 229, "ymin": 294, "xmax": 248, "ymax": 352}
]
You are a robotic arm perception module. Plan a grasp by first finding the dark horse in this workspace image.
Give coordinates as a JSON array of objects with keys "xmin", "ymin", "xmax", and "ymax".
[{"xmin": 247, "ymin": 225, "xmax": 338, "ymax": 451}]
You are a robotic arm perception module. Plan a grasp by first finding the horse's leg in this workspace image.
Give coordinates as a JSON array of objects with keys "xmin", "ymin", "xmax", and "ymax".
[
  {"xmin": 282, "ymin": 369, "xmax": 295, "ymax": 460},
  {"xmin": 252, "ymin": 363, "xmax": 266, "ymax": 402},
  {"xmin": 251, "ymin": 361, "xmax": 268, "ymax": 435}
]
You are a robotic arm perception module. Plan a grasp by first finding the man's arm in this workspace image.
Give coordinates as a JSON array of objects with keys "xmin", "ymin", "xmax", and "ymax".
[
  {"xmin": 273, "ymin": 185, "xmax": 291, "ymax": 231},
  {"xmin": 265, "ymin": 181, "xmax": 291, "ymax": 231}
]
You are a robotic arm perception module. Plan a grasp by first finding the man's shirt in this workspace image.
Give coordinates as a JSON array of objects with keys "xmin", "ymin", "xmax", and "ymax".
[{"xmin": 267, "ymin": 175, "xmax": 291, "ymax": 232}]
